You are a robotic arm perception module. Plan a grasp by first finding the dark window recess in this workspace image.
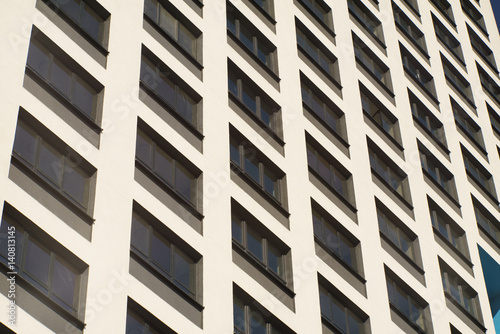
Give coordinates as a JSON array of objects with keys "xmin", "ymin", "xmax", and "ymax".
[
  {"xmin": 402, "ymin": 0, "xmax": 419, "ymax": 16},
  {"xmin": 312, "ymin": 208, "xmax": 361, "ymax": 272},
  {"xmin": 227, "ymin": 3, "xmax": 278, "ymax": 73},
  {"xmin": 26, "ymin": 38, "xmax": 101, "ymax": 122},
  {"xmin": 360, "ymin": 84, "xmax": 400, "ymax": 144},
  {"xmin": 228, "ymin": 62, "xmax": 281, "ymax": 135},
  {"xmin": 0, "ymin": 212, "xmax": 86, "ymax": 318},
  {"xmin": 474, "ymin": 197, "xmax": 500, "ymax": 245},
  {"xmin": 12, "ymin": 119, "xmax": 95, "ymax": 212},
  {"xmin": 301, "ymin": 75, "xmax": 346, "ymax": 141},
  {"xmin": 393, "ymin": 2, "xmax": 427, "ymax": 54},
  {"xmin": 442, "ymin": 55, "xmax": 474, "ymax": 107},
  {"xmin": 468, "ymin": 25, "xmax": 497, "ymax": 71},
  {"xmin": 430, "ymin": 0, "xmax": 455, "ymax": 26},
  {"xmin": 460, "ymin": 0, "xmax": 487, "ymax": 35},
  {"xmin": 419, "ymin": 142, "xmax": 458, "ymax": 200},
  {"xmin": 130, "ymin": 211, "xmax": 198, "ymax": 298},
  {"xmin": 297, "ymin": 0, "xmax": 333, "ymax": 30},
  {"xmin": 126, "ymin": 308, "xmax": 164, "ymax": 334},
  {"xmin": 487, "ymin": 103, "xmax": 500, "ymax": 136},
  {"xmin": 136, "ymin": 128, "xmax": 200, "ymax": 206},
  {"xmin": 451, "ymin": 98, "xmax": 485, "ymax": 150},
  {"xmin": 140, "ymin": 51, "xmax": 201, "ymax": 128},
  {"xmin": 409, "ymin": 90, "xmax": 447, "ymax": 149},
  {"xmin": 230, "ymin": 132, "xmax": 285, "ymax": 203},
  {"xmin": 296, "ymin": 22, "xmax": 340, "ymax": 86},
  {"xmin": 249, "ymin": 0, "xmax": 274, "ymax": 18},
  {"xmin": 477, "ymin": 63, "xmax": 500, "ymax": 105},
  {"xmin": 433, "ymin": 15, "xmax": 464, "ymax": 63},
  {"xmin": 401, "ymin": 44, "xmax": 437, "ymax": 101},
  {"xmin": 144, "ymin": 0, "xmax": 201, "ymax": 59},
  {"xmin": 462, "ymin": 146, "xmax": 497, "ymax": 200},
  {"xmin": 377, "ymin": 206, "xmax": 418, "ymax": 262},
  {"xmin": 348, "ymin": 0, "xmax": 384, "ymax": 45},
  {"xmin": 45, "ymin": 0, "xmax": 108, "ymax": 47},
  {"xmin": 353, "ymin": 34, "xmax": 393, "ymax": 92}
]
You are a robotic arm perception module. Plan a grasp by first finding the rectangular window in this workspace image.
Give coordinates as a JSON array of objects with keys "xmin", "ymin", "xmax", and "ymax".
[
  {"xmin": 442, "ymin": 55, "xmax": 474, "ymax": 106},
  {"xmin": 140, "ymin": 50, "xmax": 201, "ymax": 128},
  {"xmin": 451, "ymin": 98, "xmax": 485, "ymax": 150},
  {"xmin": 468, "ymin": 24, "xmax": 497, "ymax": 71},
  {"xmin": 433, "ymin": 15, "xmax": 464, "ymax": 64},
  {"xmin": 136, "ymin": 128, "xmax": 200, "ymax": 206},
  {"xmin": 377, "ymin": 206, "xmax": 417, "ymax": 262},
  {"xmin": 26, "ymin": 38, "xmax": 101, "ymax": 122},
  {"xmin": 430, "ymin": 0, "xmax": 455, "ymax": 25},
  {"xmin": 487, "ymin": 103, "xmax": 500, "ymax": 136},
  {"xmin": 401, "ymin": 44, "xmax": 437, "ymax": 100},
  {"xmin": 473, "ymin": 196, "xmax": 500, "ymax": 245},
  {"xmin": 130, "ymin": 210, "xmax": 199, "ymax": 298},
  {"xmin": 353, "ymin": 34, "xmax": 392, "ymax": 92},
  {"xmin": 462, "ymin": 146, "xmax": 497, "ymax": 200},
  {"xmin": 409, "ymin": 89, "xmax": 447, "ymax": 149},
  {"xmin": 297, "ymin": 0, "xmax": 333, "ymax": 30},
  {"xmin": 227, "ymin": 4, "xmax": 277, "ymax": 73},
  {"xmin": 477, "ymin": 63, "xmax": 500, "ymax": 104},
  {"xmin": 460, "ymin": 0, "xmax": 487, "ymax": 35},
  {"xmin": 144, "ymin": 0, "xmax": 201, "ymax": 59},
  {"xmin": 393, "ymin": 2, "xmax": 427, "ymax": 53},
  {"xmin": 249, "ymin": 0, "xmax": 274, "ymax": 18},
  {"xmin": 126, "ymin": 299, "xmax": 176, "ymax": 334},
  {"xmin": 296, "ymin": 21, "xmax": 340, "ymax": 85},
  {"xmin": 402, "ymin": 0, "xmax": 419, "ymax": 16},
  {"xmin": 348, "ymin": 0, "xmax": 384, "ymax": 45},
  {"xmin": 419, "ymin": 142, "xmax": 458, "ymax": 200}
]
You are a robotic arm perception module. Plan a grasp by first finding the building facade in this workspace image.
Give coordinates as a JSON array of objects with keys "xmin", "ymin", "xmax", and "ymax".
[{"xmin": 0, "ymin": 0, "xmax": 500, "ymax": 333}]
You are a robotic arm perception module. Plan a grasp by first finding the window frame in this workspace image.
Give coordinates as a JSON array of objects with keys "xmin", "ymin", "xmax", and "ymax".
[
  {"xmin": 460, "ymin": 0, "xmax": 487, "ymax": 36},
  {"xmin": 487, "ymin": 103, "xmax": 500, "ymax": 137},
  {"xmin": 393, "ymin": 2, "xmax": 427, "ymax": 56},
  {"xmin": 296, "ymin": 0, "xmax": 334, "ymax": 33},
  {"xmin": 430, "ymin": 0, "xmax": 455, "ymax": 27},
  {"xmin": 467, "ymin": 24, "xmax": 497, "ymax": 72},
  {"xmin": 461, "ymin": 145, "xmax": 497, "ymax": 202},
  {"xmin": 477, "ymin": 62, "xmax": 500, "ymax": 105},
  {"xmin": 451, "ymin": 98, "xmax": 485, "ymax": 153},
  {"xmin": 348, "ymin": 0, "xmax": 385, "ymax": 47},
  {"xmin": 473, "ymin": 196, "xmax": 500, "ymax": 246},
  {"xmin": 433, "ymin": 15, "xmax": 465, "ymax": 66},
  {"xmin": 441, "ymin": 55, "xmax": 475, "ymax": 108},
  {"xmin": 401, "ymin": 44, "xmax": 437, "ymax": 103}
]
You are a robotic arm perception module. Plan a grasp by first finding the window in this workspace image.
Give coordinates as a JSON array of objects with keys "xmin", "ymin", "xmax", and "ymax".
[
  {"xmin": 468, "ymin": 25, "xmax": 497, "ymax": 71},
  {"xmin": 296, "ymin": 21, "xmax": 340, "ymax": 85},
  {"xmin": 301, "ymin": 74, "xmax": 346, "ymax": 140},
  {"xmin": 462, "ymin": 146, "xmax": 497, "ymax": 200},
  {"xmin": 428, "ymin": 198, "xmax": 468, "ymax": 257},
  {"xmin": 306, "ymin": 137, "xmax": 353, "ymax": 204},
  {"xmin": 409, "ymin": 89, "xmax": 447, "ymax": 149},
  {"xmin": 460, "ymin": 0, "xmax": 487, "ymax": 35},
  {"xmin": 474, "ymin": 196, "xmax": 500, "ymax": 245},
  {"xmin": 386, "ymin": 273, "xmax": 428, "ymax": 332},
  {"xmin": 433, "ymin": 15, "xmax": 464, "ymax": 64},
  {"xmin": 312, "ymin": 207, "xmax": 360, "ymax": 272},
  {"xmin": 442, "ymin": 55, "xmax": 474, "ymax": 106},
  {"xmin": 477, "ymin": 63, "xmax": 500, "ymax": 104},
  {"xmin": 430, "ymin": 0, "xmax": 455, "ymax": 25},
  {"xmin": 144, "ymin": 0, "xmax": 201, "ymax": 59},
  {"xmin": 402, "ymin": 0, "xmax": 419, "ymax": 16},
  {"xmin": 419, "ymin": 143, "xmax": 458, "ymax": 200},
  {"xmin": 401, "ymin": 44, "xmax": 437, "ymax": 100},
  {"xmin": 319, "ymin": 282, "xmax": 368, "ymax": 334},
  {"xmin": 227, "ymin": 3, "xmax": 278, "ymax": 73},
  {"xmin": 228, "ymin": 61, "xmax": 281, "ymax": 135},
  {"xmin": 440, "ymin": 260, "xmax": 482, "ymax": 321},
  {"xmin": 249, "ymin": 0, "xmax": 274, "ymax": 18},
  {"xmin": 487, "ymin": 103, "xmax": 500, "ymax": 136},
  {"xmin": 348, "ymin": 0, "xmax": 384, "ymax": 45},
  {"xmin": 130, "ymin": 210, "xmax": 198, "ymax": 298},
  {"xmin": 0, "ymin": 209, "xmax": 86, "ymax": 320},
  {"xmin": 230, "ymin": 129, "xmax": 285, "ymax": 203},
  {"xmin": 126, "ymin": 299, "xmax": 177, "ymax": 334},
  {"xmin": 360, "ymin": 83, "xmax": 400, "ymax": 143},
  {"xmin": 451, "ymin": 98, "xmax": 485, "ymax": 150},
  {"xmin": 353, "ymin": 34, "xmax": 392, "ymax": 92},
  {"xmin": 140, "ymin": 49, "xmax": 201, "ymax": 128},
  {"xmin": 12, "ymin": 117, "xmax": 95, "ymax": 213},
  {"xmin": 393, "ymin": 2, "xmax": 427, "ymax": 53},
  {"xmin": 45, "ymin": 0, "xmax": 109, "ymax": 47},
  {"xmin": 297, "ymin": 0, "xmax": 333, "ymax": 30},
  {"xmin": 377, "ymin": 206, "xmax": 417, "ymax": 262},
  {"xmin": 136, "ymin": 128, "xmax": 200, "ymax": 206},
  {"xmin": 26, "ymin": 37, "xmax": 101, "ymax": 122}
]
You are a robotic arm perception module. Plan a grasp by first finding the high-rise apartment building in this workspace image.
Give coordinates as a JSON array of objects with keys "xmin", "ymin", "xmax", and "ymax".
[{"xmin": 1, "ymin": 0, "xmax": 500, "ymax": 333}]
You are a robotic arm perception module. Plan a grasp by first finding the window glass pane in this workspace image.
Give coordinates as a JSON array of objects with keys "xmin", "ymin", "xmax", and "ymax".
[
  {"xmin": 319, "ymin": 286, "xmax": 332, "ymax": 320},
  {"xmin": 233, "ymin": 298, "xmax": 246, "ymax": 333},
  {"xmin": 324, "ymin": 223, "xmax": 338, "ymax": 254},
  {"xmin": 339, "ymin": 236, "xmax": 353, "ymax": 267},
  {"xmin": 153, "ymin": 146, "xmax": 173, "ymax": 185},
  {"xmin": 38, "ymin": 141, "xmax": 63, "ymax": 186},
  {"xmin": 395, "ymin": 287, "xmax": 410, "ymax": 318},
  {"xmin": 27, "ymin": 41, "xmax": 50, "ymax": 78},
  {"xmin": 159, "ymin": 7, "xmax": 176, "ymax": 38},
  {"xmin": 63, "ymin": 164, "xmax": 87, "ymax": 206},
  {"xmin": 228, "ymin": 71, "xmax": 238, "ymax": 97},
  {"xmin": 242, "ymin": 84, "xmax": 257, "ymax": 114},
  {"xmin": 126, "ymin": 309, "xmax": 146, "ymax": 334},
  {"xmin": 24, "ymin": 238, "xmax": 51, "ymax": 288},
  {"xmin": 52, "ymin": 257, "xmax": 77, "ymax": 309},
  {"xmin": 176, "ymin": 89, "xmax": 195, "ymax": 125},
  {"xmin": 151, "ymin": 230, "xmax": 171, "ymax": 274},
  {"xmin": 409, "ymin": 301, "xmax": 425, "ymax": 330},
  {"xmin": 227, "ymin": 11, "xmax": 236, "ymax": 35},
  {"xmin": 57, "ymin": 0, "xmax": 80, "ymax": 22},
  {"xmin": 239, "ymin": 24, "xmax": 254, "ymax": 53},
  {"xmin": 247, "ymin": 227, "xmax": 263, "ymax": 261},
  {"xmin": 387, "ymin": 280, "xmax": 396, "ymax": 303},
  {"xmin": 348, "ymin": 312, "xmax": 361, "ymax": 334},
  {"xmin": 81, "ymin": 3, "xmax": 103, "ymax": 42},
  {"xmin": 249, "ymin": 309, "xmax": 266, "ymax": 334},
  {"xmin": 331, "ymin": 298, "xmax": 347, "ymax": 332},
  {"xmin": 13, "ymin": 123, "xmax": 37, "ymax": 165},
  {"xmin": 332, "ymin": 169, "xmax": 345, "ymax": 196},
  {"xmin": 311, "ymin": 94, "xmax": 324, "ymax": 119},
  {"xmin": 257, "ymin": 42, "xmax": 271, "ymax": 66},
  {"xmin": 317, "ymin": 155, "xmax": 331, "ymax": 184},
  {"xmin": 230, "ymin": 139, "xmax": 240, "ymax": 166},
  {"xmin": 144, "ymin": 0, "xmax": 158, "ymax": 21},
  {"xmin": 387, "ymin": 222, "xmax": 399, "ymax": 248},
  {"xmin": 307, "ymin": 145, "xmax": 317, "ymax": 170},
  {"xmin": 267, "ymin": 243, "xmax": 283, "ymax": 277},
  {"xmin": 173, "ymin": 248, "xmax": 194, "ymax": 295},
  {"xmin": 73, "ymin": 76, "xmax": 96, "ymax": 119},
  {"xmin": 244, "ymin": 151, "xmax": 260, "ymax": 183},
  {"xmin": 260, "ymin": 101, "xmax": 272, "ymax": 128},
  {"xmin": 136, "ymin": 131, "xmax": 152, "ymax": 166},
  {"xmin": 263, "ymin": 167, "xmax": 278, "ymax": 198},
  {"xmin": 50, "ymin": 58, "xmax": 72, "ymax": 98},
  {"xmin": 325, "ymin": 107, "xmax": 338, "ymax": 132},
  {"xmin": 157, "ymin": 72, "xmax": 176, "ymax": 107},
  {"xmin": 140, "ymin": 57, "xmax": 157, "ymax": 89},
  {"xmin": 301, "ymin": 85, "xmax": 312, "ymax": 107},
  {"xmin": 175, "ymin": 163, "xmax": 194, "ymax": 202},
  {"xmin": 178, "ymin": 24, "xmax": 196, "ymax": 56},
  {"xmin": 312, "ymin": 212, "xmax": 323, "ymax": 238},
  {"xmin": 232, "ymin": 218, "xmax": 243, "ymax": 244},
  {"xmin": 131, "ymin": 215, "xmax": 149, "ymax": 256},
  {"xmin": 399, "ymin": 232, "xmax": 413, "ymax": 259}
]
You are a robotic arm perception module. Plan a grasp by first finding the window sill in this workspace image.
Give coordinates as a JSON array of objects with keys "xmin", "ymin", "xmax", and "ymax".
[
  {"xmin": 130, "ymin": 251, "xmax": 204, "ymax": 310},
  {"xmin": 143, "ymin": 15, "xmax": 203, "ymax": 71},
  {"xmin": 403, "ymin": 67, "xmax": 439, "ymax": 105},
  {"xmin": 139, "ymin": 82, "xmax": 204, "ymax": 140},
  {"xmin": 463, "ymin": 12, "xmax": 488, "ymax": 38},
  {"xmin": 371, "ymin": 168, "xmax": 413, "ymax": 211},
  {"xmin": 380, "ymin": 232, "xmax": 425, "ymax": 275},
  {"xmin": 445, "ymin": 76, "xmax": 476, "ymax": 110},
  {"xmin": 247, "ymin": 0, "xmax": 276, "ymax": 25},
  {"xmin": 25, "ymin": 66, "xmax": 102, "ymax": 133},
  {"xmin": 232, "ymin": 241, "xmax": 295, "ymax": 296},
  {"xmin": 465, "ymin": 170, "xmax": 500, "ymax": 206},
  {"xmin": 432, "ymin": 226, "xmax": 473, "ymax": 268},
  {"xmin": 304, "ymin": 103, "xmax": 349, "ymax": 149},
  {"xmin": 0, "ymin": 263, "xmax": 85, "ymax": 331},
  {"xmin": 472, "ymin": 48, "xmax": 499, "ymax": 75},
  {"xmin": 297, "ymin": 44, "xmax": 342, "ymax": 91},
  {"xmin": 42, "ymin": 0, "xmax": 109, "ymax": 56},
  {"xmin": 230, "ymin": 162, "xmax": 290, "ymax": 218},
  {"xmin": 228, "ymin": 93, "xmax": 285, "ymax": 147},
  {"xmin": 314, "ymin": 236, "xmax": 366, "ymax": 283},
  {"xmin": 308, "ymin": 167, "xmax": 357, "ymax": 213},
  {"xmin": 363, "ymin": 110, "xmax": 404, "ymax": 152},
  {"xmin": 412, "ymin": 115, "xmax": 450, "ymax": 155},
  {"xmin": 455, "ymin": 122, "xmax": 487, "ymax": 157},
  {"xmin": 444, "ymin": 292, "xmax": 486, "ymax": 332},
  {"xmin": 437, "ymin": 37, "xmax": 466, "ymax": 69},
  {"xmin": 395, "ymin": 23, "xmax": 429, "ymax": 60},
  {"xmin": 421, "ymin": 169, "xmax": 461, "ymax": 209},
  {"xmin": 11, "ymin": 154, "xmax": 95, "ymax": 225},
  {"xmin": 296, "ymin": 0, "xmax": 336, "ymax": 39},
  {"xmin": 349, "ymin": 9, "xmax": 386, "ymax": 50},
  {"xmin": 389, "ymin": 303, "xmax": 426, "ymax": 334},
  {"xmin": 228, "ymin": 31, "xmax": 280, "ymax": 82},
  {"xmin": 355, "ymin": 56, "xmax": 395, "ymax": 98},
  {"xmin": 135, "ymin": 159, "xmax": 204, "ymax": 220}
]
